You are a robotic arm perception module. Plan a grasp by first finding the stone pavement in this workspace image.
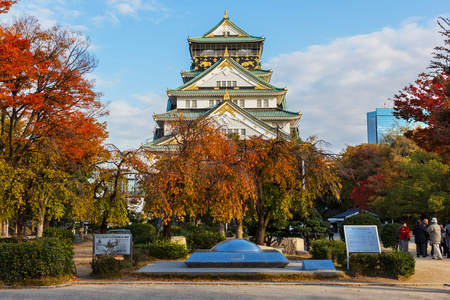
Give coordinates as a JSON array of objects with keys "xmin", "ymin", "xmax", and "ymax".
[{"xmin": 136, "ymin": 260, "xmax": 344, "ymax": 277}]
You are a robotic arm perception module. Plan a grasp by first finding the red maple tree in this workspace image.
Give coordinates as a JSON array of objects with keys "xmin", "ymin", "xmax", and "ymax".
[{"xmin": 393, "ymin": 72, "xmax": 450, "ymax": 158}]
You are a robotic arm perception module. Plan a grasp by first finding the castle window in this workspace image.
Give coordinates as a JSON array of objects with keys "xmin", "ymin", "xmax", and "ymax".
[
  {"xmin": 233, "ymin": 81, "xmax": 237, "ymax": 87},
  {"xmin": 239, "ymin": 99, "xmax": 245, "ymax": 107},
  {"xmin": 227, "ymin": 81, "xmax": 231, "ymax": 87},
  {"xmin": 216, "ymin": 99, "xmax": 220, "ymax": 105},
  {"xmin": 186, "ymin": 100, "xmax": 190, "ymax": 108},
  {"xmin": 216, "ymin": 81, "xmax": 221, "ymax": 87},
  {"xmin": 257, "ymin": 99, "xmax": 262, "ymax": 107},
  {"xmin": 232, "ymin": 99, "xmax": 238, "ymax": 105},
  {"xmin": 209, "ymin": 100, "xmax": 214, "ymax": 107},
  {"xmin": 192, "ymin": 100, "xmax": 197, "ymax": 108},
  {"xmin": 241, "ymin": 129, "xmax": 246, "ymax": 136},
  {"xmin": 264, "ymin": 99, "xmax": 269, "ymax": 107},
  {"xmin": 222, "ymin": 81, "xmax": 226, "ymax": 87}
]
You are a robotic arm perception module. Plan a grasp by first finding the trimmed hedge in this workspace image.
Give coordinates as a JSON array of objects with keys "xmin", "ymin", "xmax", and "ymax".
[
  {"xmin": 311, "ymin": 240, "xmax": 415, "ymax": 277},
  {"xmin": 43, "ymin": 227, "xmax": 75, "ymax": 243},
  {"xmin": 91, "ymin": 255, "xmax": 124, "ymax": 278},
  {"xmin": 0, "ymin": 237, "xmax": 74, "ymax": 284},
  {"xmin": 310, "ymin": 239, "xmax": 346, "ymax": 266},
  {"xmin": 135, "ymin": 240, "xmax": 189, "ymax": 260},
  {"xmin": 380, "ymin": 250, "xmax": 415, "ymax": 277},
  {"xmin": 182, "ymin": 226, "xmax": 226, "ymax": 252},
  {"xmin": 349, "ymin": 253, "xmax": 379, "ymax": 274},
  {"xmin": 348, "ymin": 251, "xmax": 415, "ymax": 277},
  {"xmin": 0, "ymin": 237, "xmax": 18, "ymax": 244}
]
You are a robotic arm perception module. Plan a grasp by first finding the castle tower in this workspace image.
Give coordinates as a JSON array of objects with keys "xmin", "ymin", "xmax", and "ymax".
[{"xmin": 146, "ymin": 11, "xmax": 301, "ymax": 147}]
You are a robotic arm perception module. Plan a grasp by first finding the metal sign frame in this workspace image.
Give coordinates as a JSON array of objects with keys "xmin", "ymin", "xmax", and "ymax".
[
  {"xmin": 343, "ymin": 225, "xmax": 381, "ymax": 270},
  {"xmin": 93, "ymin": 234, "xmax": 133, "ymax": 270}
]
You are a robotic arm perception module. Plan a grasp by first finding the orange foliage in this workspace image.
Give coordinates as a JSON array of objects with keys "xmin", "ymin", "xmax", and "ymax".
[
  {"xmin": 0, "ymin": 0, "xmax": 16, "ymax": 14},
  {"xmin": 0, "ymin": 16, "xmax": 107, "ymax": 168}
]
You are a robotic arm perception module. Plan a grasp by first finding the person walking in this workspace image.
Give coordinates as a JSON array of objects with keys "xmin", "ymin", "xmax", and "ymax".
[
  {"xmin": 446, "ymin": 220, "xmax": 450, "ymax": 259},
  {"xmin": 427, "ymin": 217, "xmax": 443, "ymax": 260},
  {"xmin": 399, "ymin": 222, "xmax": 411, "ymax": 253},
  {"xmin": 328, "ymin": 225, "xmax": 334, "ymax": 241},
  {"xmin": 423, "ymin": 218, "xmax": 430, "ymax": 256},
  {"xmin": 413, "ymin": 220, "xmax": 427, "ymax": 257}
]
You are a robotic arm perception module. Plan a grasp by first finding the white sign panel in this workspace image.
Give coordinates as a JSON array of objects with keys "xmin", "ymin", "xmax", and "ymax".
[
  {"xmin": 344, "ymin": 225, "xmax": 381, "ymax": 253},
  {"xmin": 93, "ymin": 234, "xmax": 132, "ymax": 255}
]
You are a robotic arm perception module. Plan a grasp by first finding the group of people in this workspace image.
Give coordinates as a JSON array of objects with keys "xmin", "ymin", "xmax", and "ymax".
[{"xmin": 398, "ymin": 218, "xmax": 450, "ymax": 260}]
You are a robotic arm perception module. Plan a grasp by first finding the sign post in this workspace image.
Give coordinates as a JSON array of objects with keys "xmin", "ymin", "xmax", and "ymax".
[
  {"xmin": 343, "ymin": 225, "xmax": 381, "ymax": 270},
  {"xmin": 93, "ymin": 234, "xmax": 133, "ymax": 270}
]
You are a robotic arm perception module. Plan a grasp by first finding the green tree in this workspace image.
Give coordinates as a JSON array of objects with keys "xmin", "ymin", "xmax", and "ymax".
[
  {"xmin": 370, "ymin": 149, "xmax": 450, "ymax": 222},
  {"xmin": 339, "ymin": 213, "xmax": 382, "ymax": 241}
]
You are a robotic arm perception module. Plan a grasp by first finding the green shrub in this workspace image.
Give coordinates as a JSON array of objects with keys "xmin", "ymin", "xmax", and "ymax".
[
  {"xmin": 349, "ymin": 253, "xmax": 379, "ymax": 274},
  {"xmin": 0, "ymin": 237, "xmax": 74, "ymax": 284},
  {"xmin": 43, "ymin": 227, "xmax": 75, "ymax": 243},
  {"xmin": 136, "ymin": 240, "xmax": 188, "ymax": 260},
  {"xmin": 90, "ymin": 255, "xmax": 124, "ymax": 278},
  {"xmin": 125, "ymin": 223, "xmax": 156, "ymax": 237},
  {"xmin": 136, "ymin": 240, "xmax": 189, "ymax": 259},
  {"xmin": 133, "ymin": 233, "xmax": 161, "ymax": 245},
  {"xmin": 380, "ymin": 250, "xmax": 415, "ymax": 277},
  {"xmin": 380, "ymin": 223, "xmax": 400, "ymax": 249},
  {"xmin": 339, "ymin": 214, "xmax": 382, "ymax": 241},
  {"xmin": 182, "ymin": 226, "xmax": 226, "ymax": 252},
  {"xmin": 310, "ymin": 239, "xmax": 346, "ymax": 266},
  {"xmin": 0, "ymin": 237, "xmax": 18, "ymax": 244}
]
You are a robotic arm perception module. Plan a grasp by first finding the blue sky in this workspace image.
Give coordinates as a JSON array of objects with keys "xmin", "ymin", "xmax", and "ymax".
[{"xmin": 3, "ymin": 0, "xmax": 449, "ymax": 153}]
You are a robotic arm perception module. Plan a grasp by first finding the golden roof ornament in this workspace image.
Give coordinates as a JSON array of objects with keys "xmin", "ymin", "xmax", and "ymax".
[
  {"xmin": 224, "ymin": 47, "xmax": 229, "ymax": 57},
  {"xmin": 224, "ymin": 8, "xmax": 228, "ymax": 19},
  {"xmin": 223, "ymin": 89, "xmax": 230, "ymax": 101}
]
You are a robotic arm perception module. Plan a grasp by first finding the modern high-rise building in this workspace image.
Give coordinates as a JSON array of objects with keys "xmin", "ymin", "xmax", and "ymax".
[
  {"xmin": 367, "ymin": 108, "xmax": 422, "ymax": 144},
  {"xmin": 144, "ymin": 11, "xmax": 301, "ymax": 149}
]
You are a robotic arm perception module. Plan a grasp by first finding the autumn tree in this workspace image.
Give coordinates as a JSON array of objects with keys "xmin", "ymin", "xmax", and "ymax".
[
  {"xmin": 393, "ymin": 72, "xmax": 450, "ymax": 158},
  {"xmin": 243, "ymin": 137, "xmax": 340, "ymax": 245},
  {"xmin": 0, "ymin": 0, "xmax": 16, "ymax": 14},
  {"xmin": 140, "ymin": 116, "xmax": 252, "ymax": 238},
  {"xmin": 0, "ymin": 15, "xmax": 107, "ymax": 236}
]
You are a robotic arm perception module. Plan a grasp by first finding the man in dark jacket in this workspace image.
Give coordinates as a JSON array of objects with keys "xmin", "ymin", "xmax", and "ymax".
[{"xmin": 413, "ymin": 219, "xmax": 428, "ymax": 257}]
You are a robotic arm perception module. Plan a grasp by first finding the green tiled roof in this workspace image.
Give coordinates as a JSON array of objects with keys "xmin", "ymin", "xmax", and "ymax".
[
  {"xmin": 168, "ymin": 89, "xmax": 286, "ymax": 95},
  {"xmin": 170, "ymin": 57, "xmax": 284, "ymax": 92},
  {"xmin": 154, "ymin": 108, "xmax": 300, "ymax": 120},
  {"xmin": 188, "ymin": 36, "xmax": 264, "ymax": 43},
  {"xmin": 247, "ymin": 109, "xmax": 300, "ymax": 118},
  {"xmin": 201, "ymin": 17, "xmax": 253, "ymax": 38}
]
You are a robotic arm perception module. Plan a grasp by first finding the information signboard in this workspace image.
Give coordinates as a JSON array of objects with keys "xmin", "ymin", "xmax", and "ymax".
[
  {"xmin": 93, "ymin": 234, "xmax": 132, "ymax": 255},
  {"xmin": 343, "ymin": 225, "xmax": 381, "ymax": 269}
]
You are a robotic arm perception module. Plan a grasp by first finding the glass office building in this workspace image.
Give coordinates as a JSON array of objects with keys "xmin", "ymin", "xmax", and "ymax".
[{"xmin": 367, "ymin": 108, "xmax": 417, "ymax": 144}]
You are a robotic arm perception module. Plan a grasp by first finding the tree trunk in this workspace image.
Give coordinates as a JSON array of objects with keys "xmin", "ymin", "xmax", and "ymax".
[
  {"xmin": 236, "ymin": 218, "xmax": 243, "ymax": 239},
  {"xmin": 16, "ymin": 209, "xmax": 24, "ymax": 239},
  {"xmin": 36, "ymin": 209, "xmax": 45, "ymax": 238},
  {"xmin": 219, "ymin": 222, "xmax": 226, "ymax": 237},
  {"xmin": 79, "ymin": 220, "xmax": 85, "ymax": 241},
  {"xmin": 255, "ymin": 213, "xmax": 270, "ymax": 245},
  {"xmin": 100, "ymin": 216, "xmax": 108, "ymax": 234},
  {"xmin": 163, "ymin": 222, "xmax": 172, "ymax": 239}
]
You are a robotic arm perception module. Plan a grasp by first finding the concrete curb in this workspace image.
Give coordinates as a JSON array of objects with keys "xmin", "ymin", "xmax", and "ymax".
[{"xmin": 2, "ymin": 280, "xmax": 450, "ymax": 289}]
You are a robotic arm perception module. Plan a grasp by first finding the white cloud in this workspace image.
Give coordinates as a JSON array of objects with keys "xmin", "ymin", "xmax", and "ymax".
[
  {"xmin": 6, "ymin": 0, "xmax": 86, "ymax": 30},
  {"xmin": 105, "ymin": 0, "xmax": 168, "ymax": 17},
  {"xmin": 85, "ymin": 73, "xmax": 117, "ymax": 89},
  {"xmin": 101, "ymin": 92, "xmax": 167, "ymax": 150},
  {"xmin": 265, "ymin": 20, "xmax": 442, "ymax": 154}
]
